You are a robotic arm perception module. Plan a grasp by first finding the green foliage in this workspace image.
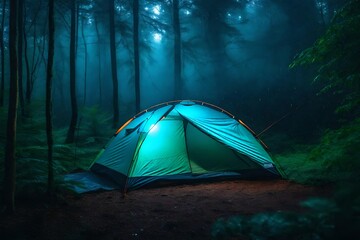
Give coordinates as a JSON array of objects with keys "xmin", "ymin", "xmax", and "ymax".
[
  {"xmin": 0, "ymin": 103, "xmax": 112, "ymax": 203},
  {"xmin": 274, "ymin": 118, "xmax": 360, "ymax": 184},
  {"xmin": 275, "ymin": 150, "xmax": 326, "ymax": 185},
  {"xmin": 15, "ymin": 157, "xmax": 70, "ymax": 200},
  {"xmin": 212, "ymin": 193, "xmax": 360, "ymax": 240},
  {"xmin": 308, "ymin": 118, "xmax": 360, "ymax": 179},
  {"xmin": 212, "ymin": 118, "xmax": 360, "ymax": 239},
  {"xmin": 290, "ymin": 0, "xmax": 360, "ymax": 115},
  {"xmin": 78, "ymin": 105, "xmax": 113, "ymax": 142}
]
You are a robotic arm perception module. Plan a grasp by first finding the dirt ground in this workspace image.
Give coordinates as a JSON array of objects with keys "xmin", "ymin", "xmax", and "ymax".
[{"xmin": 1, "ymin": 179, "xmax": 332, "ymax": 240}]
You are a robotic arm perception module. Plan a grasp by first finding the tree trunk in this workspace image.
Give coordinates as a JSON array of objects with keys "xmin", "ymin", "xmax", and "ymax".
[
  {"xmin": 95, "ymin": 18, "xmax": 102, "ymax": 106},
  {"xmin": 81, "ymin": 17, "xmax": 87, "ymax": 106},
  {"xmin": 204, "ymin": 3, "xmax": 228, "ymax": 102},
  {"xmin": 133, "ymin": 0, "xmax": 140, "ymax": 112},
  {"xmin": 109, "ymin": 0, "xmax": 119, "ymax": 128},
  {"xmin": 24, "ymin": 14, "xmax": 30, "ymax": 104},
  {"xmin": 75, "ymin": 2, "xmax": 79, "ymax": 55},
  {"xmin": 46, "ymin": 0, "xmax": 55, "ymax": 197},
  {"xmin": 23, "ymin": 4, "xmax": 31, "ymax": 104},
  {"xmin": 66, "ymin": 0, "xmax": 78, "ymax": 143},
  {"xmin": 24, "ymin": 0, "xmax": 42, "ymax": 104},
  {"xmin": 0, "ymin": 0, "xmax": 6, "ymax": 107},
  {"xmin": 4, "ymin": 0, "xmax": 18, "ymax": 214},
  {"xmin": 27, "ymin": 18, "xmax": 37, "ymax": 103},
  {"xmin": 173, "ymin": 0, "xmax": 182, "ymax": 100},
  {"xmin": 17, "ymin": 0, "xmax": 25, "ymax": 116}
]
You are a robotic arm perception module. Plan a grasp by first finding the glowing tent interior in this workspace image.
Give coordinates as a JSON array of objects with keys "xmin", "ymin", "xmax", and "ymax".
[{"xmin": 67, "ymin": 100, "xmax": 281, "ymax": 193}]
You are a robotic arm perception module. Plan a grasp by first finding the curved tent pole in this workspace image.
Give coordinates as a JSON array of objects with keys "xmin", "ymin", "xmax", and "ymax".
[
  {"xmin": 129, "ymin": 99, "xmax": 237, "ymax": 122},
  {"xmin": 115, "ymin": 117, "xmax": 133, "ymax": 135},
  {"xmin": 115, "ymin": 99, "xmax": 266, "ymax": 148}
]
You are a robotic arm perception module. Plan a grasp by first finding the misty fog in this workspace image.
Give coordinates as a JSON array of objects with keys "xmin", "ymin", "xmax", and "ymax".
[{"xmin": 1, "ymin": 0, "xmax": 346, "ymax": 139}]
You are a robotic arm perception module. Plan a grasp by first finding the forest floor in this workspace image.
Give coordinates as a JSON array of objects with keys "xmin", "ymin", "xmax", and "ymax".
[{"xmin": 0, "ymin": 179, "xmax": 332, "ymax": 240}]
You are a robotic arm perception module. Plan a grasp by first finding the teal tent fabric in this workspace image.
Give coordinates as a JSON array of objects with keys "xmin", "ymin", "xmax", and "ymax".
[{"xmin": 69, "ymin": 100, "xmax": 281, "ymax": 193}]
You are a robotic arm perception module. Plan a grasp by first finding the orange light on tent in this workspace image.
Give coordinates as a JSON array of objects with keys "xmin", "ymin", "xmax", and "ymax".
[{"xmin": 115, "ymin": 118, "xmax": 133, "ymax": 135}]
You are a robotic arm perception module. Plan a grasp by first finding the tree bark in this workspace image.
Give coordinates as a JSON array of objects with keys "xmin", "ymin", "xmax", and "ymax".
[
  {"xmin": 95, "ymin": 17, "xmax": 102, "ymax": 106},
  {"xmin": 109, "ymin": 0, "xmax": 119, "ymax": 128},
  {"xmin": 81, "ymin": 17, "xmax": 87, "ymax": 106},
  {"xmin": 173, "ymin": 0, "xmax": 182, "ymax": 100},
  {"xmin": 21, "ymin": 0, "xmax": 44, "ymax": 104},
  {"xmin": 0, "ymin": 0, "xmax": 6, "ymax": 107},
  {"xmin": 66, "ymin": 0, "xmax": 78, "ymax": 143},
  {"xmin": 4, "ymin": 0, "xmax": 18, "ymax": 214},
  {"xmin": 24, "ymin": 15, "xmax": 31, "ymax": 104},
  {"xmin": 75, "ymin": 2, "xmax": 79, "ymax": 55},
  {"xmin": 133, "ymin": 0, "xmax": 140, "ymax": 112},
  {"xmin": 27, "ymin": 17, "xmax": 37, "ymax": 103},
  {"xmin": 17, "ymin": 0, "xmax": 25, "ymax": 116},
  {"xmin": 46, "ymin": 0, "xmax": 55, "ymax": 197}
]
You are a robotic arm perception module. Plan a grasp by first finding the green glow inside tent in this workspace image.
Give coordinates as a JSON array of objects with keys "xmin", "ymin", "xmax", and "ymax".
[{"xmin": 89, "ymin": 100, "xmax": 281, "ymax": 191}]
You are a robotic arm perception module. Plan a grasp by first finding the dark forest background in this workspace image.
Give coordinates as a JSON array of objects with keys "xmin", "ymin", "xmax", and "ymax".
[
  {"xmin": 0, "ymin": 0, "xmax": 359, "ymax": 237},
  {"xmin": 0, "ymin": 0, "xmax": 350, "ymax": 136}
]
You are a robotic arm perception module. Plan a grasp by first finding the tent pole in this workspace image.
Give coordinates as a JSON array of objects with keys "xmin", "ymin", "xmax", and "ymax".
[{"xmin": 182, "ymin": 120, "xmax": 193, "ymax": 174}]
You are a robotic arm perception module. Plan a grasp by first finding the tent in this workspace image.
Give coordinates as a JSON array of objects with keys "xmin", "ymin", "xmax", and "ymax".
[{"xmin": 83, "ymin": 100, "xmax": 281, "ymax": 192}]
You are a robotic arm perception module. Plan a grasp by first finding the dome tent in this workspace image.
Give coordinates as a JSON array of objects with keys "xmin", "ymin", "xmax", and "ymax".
[{"xmin": 87, "ymin": 100, "xmax": 281, "ymax": 192}]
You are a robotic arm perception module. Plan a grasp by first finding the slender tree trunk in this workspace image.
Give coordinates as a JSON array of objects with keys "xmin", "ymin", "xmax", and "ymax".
[
  {"xmin": 206, "ymin": 8, "xmax": 227, "ymax": 102},
  {"xmin": 25, "ymin": 16, "xmax": 46, "ymax": 104},
  {"xmin": 28, "ymin": 20, "xmax": 37, "ymax": 102},
  {"xmin": 24, "ymin": 35, "xmax": 31, "ymax": 103},
  {"xmin": 75, "ymin": 2, "xmax": 79, "ymax": 55},
  {"xmin": 133, "ymin": 0, "xmax": 140, "ymax": 112},
  {"xmin": 23, "ymin": 5, "xmax": 31, "ymax": 104},
  {"xmin": 46, "ymin": 0, "xmax": 55, "ymax": 197},
  {"xmin": 4, "ymin": 0, "xmax": 18, "ymax": 214},
  {"xmin": 81, "ymin": 17, "xmax": 87, "ymax": 106},
  {"xmin": 56, "ymin": 50, "xmax": 66, "ymax": 114},
  {"xmin": 0, "ymin": 0, "xmax": 6, "ymax": 107},
  {"xmin": 109, "ymin": 0, "xmax": 119, "ymax": 128},
  {"xmin": 17, "ymin": 0, "xmax": 24, "ymax": 116},
  {"xmin": 25, "ymin": 0, "xmax": 41, "ymax": 104},
  {"xmin": 95, "ymin": 18, "xmax": 102, "ymax": 105},
  {"xmin": 173, "ymin": 0, "xmax": 182, "ymax": 100},
  {"xmin": 66, "ymin": 0, "xmax": 78, "ymax": 143},
  {"xmin": 38, "ymin": 35, "xmax": 47, "ymax": 67}
]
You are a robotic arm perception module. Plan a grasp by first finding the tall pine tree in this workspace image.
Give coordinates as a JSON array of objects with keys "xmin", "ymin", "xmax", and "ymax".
[{"xmin": 3, "ymin": 0, "xmax": 19, "ymax": 214}]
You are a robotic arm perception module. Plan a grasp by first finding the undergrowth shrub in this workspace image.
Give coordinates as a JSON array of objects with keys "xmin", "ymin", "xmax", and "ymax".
[
  {"xmin": 212, "ymin": 189, "xmax": 359, "ymax": 240},
  {"xmin": 212, "ymin": 118, "xmax": 360, "ymax": 239},
  {"xmin": 277, "ymin": 118, "xmax": 360, "ymax": 184},
  {"xmin": 0, "ymin": 103, "xmax": 113, "ymax": 202}
]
